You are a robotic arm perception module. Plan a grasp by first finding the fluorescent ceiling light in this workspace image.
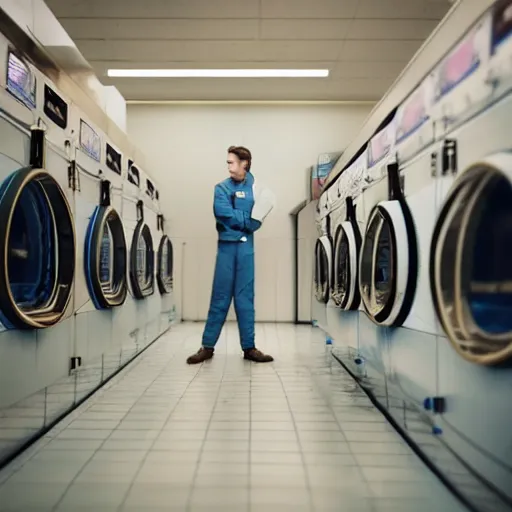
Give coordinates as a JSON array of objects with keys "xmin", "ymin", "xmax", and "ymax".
[{"xmin": 107, "ymin": 69, "xmax": 329, "ymax": 78}]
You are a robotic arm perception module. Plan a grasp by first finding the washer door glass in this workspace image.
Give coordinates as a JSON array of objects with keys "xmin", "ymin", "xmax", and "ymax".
[
  {"xmin": 9, "ymin": 180, "xmax": 56, "ymax": 309},
  {"xmin": 433, "ymin": 163, "xmax": 512, "ymax": 364},
  {"xmin": 85, "ymin": 205, "xmax": 127, "ymax": 309},
  {"xmin": 314, "ymin": 239, "xmax": 330, "ymax": 304},
  {"xmin": 360, "ymin": 208, "xmax": 395, "ymax": 320},
  {"xmin": 0, "ymin": 168, "xmax": 74, "ymax": 329},
  {"xmin": 466, "ymin": 176, "xmax": 512, "ymax": 333},
  {"xmin": 333, "ymin": 222, "xmax": 360, "ymax": 311},
  {"xmin": 334, "ymin": 227, "xmax": 350, "ymax": 307},
  {"xmin": 157, "ymin": 235, "xmax": 173, "ymax": 295},
  {"xmin": 130, "ymin": 222, "xmax": 154, "ymax": 299}
]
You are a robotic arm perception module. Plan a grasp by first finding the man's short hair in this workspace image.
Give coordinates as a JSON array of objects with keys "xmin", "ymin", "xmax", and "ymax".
[{"xmin": 228, "ymin": 145, "xmax": 252, "ymax": 172}]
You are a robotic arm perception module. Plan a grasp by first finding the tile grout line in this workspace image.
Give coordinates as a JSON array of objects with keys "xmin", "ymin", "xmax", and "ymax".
[
  {"xmin": 306, "ymin": 354, "xmax": 378, "ymax": 510},
  {"xmin": 49, "ymin": 336, "xmax": 200, "ymax": 512},
  {"xmin": 115, "ymin": 360, "xmax": 204, "ymax": 511},
  {"xmin": 0, "ymin": 330, "xmax": 192, "ymax": 484},
  {"xmin": 184, "ymin": 329, "xmax": 229, "ymax": 512},
  {"xmin": 272, "ymin": 326, "xmax": 315, "ymax": 512}
]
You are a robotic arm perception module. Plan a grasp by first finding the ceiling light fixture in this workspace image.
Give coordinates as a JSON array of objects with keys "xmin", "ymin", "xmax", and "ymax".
[{"xmin": 107, "ymin": 69, "xmax": 329, "ymax": 78}]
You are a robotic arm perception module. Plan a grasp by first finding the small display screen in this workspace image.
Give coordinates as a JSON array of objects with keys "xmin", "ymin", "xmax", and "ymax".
[
  {"xmin": 6, "ymin": 51, "xmax": 36, "ymax": 109},
  {"xmin": 369, "ymin": 121, "xmax": 395, "ymax": 167},
  {"xmin": 44, "ymin": 84, "xmax": 68, "ymax": 129},
  {"xmin": 106, "ymin": 143, "xmax": 122, "ymax": 175},
  {"xmin": 395, "ymin": 85, "xmax": 428, "ymax": 144},
  {"xmin": 435, "ymin": 30, "xmax": 481, "ymax": 100},
  {"xmin": 80, "ymin": 119, "xmax": 101, "ymax": 162},
  {"xmin": 128, "ymin": 160, "xmax": 140, "ymax": 187}
]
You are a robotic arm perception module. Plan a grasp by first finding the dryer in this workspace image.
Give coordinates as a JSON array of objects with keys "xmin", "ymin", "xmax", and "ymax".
[{"xmin": 334, "ymin": 149, "xmax": 367, "ymax": 314}]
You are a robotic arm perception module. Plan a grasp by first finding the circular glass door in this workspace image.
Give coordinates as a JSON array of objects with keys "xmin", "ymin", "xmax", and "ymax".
[
  {"xmin": 332, "ymin": 198, "xmax": 361, "ymax": 310},
  {"xmin": 359, "ymin": 207, "xmax": 396, "ymax": 322},
  {"xmin": 431, "ymin": 153, "xmax": 512, "ymax": 365},
  {"xmin": 314, "ymin": 237, "xmax": 331, "ymax": 304},
  {"xmin": 130, "ymin": 220, "xmax": 154, "ymax": 299},
  {"xmin": 333, "ymin": 222, "xmax": 361, "ymax": 310},
  {"xmin": 0, "ymin": 167, "xmax": 75, "ymax": 329},
  {"xmin": 84, "ymin": 205, "xmax": 127, "ymax": 309},
  {"xmin": 157, "ymin": 235, "xmax": 173, "ymax": 295},
  {"xmin": 359, "ymin": 167, "xmax": 417, "ymax": 327}
]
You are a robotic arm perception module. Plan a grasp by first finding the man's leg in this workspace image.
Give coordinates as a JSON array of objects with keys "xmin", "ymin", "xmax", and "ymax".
[
  {"xmin": 187, "ymin": 242, "xmax": 235, "ymax": 364},
  {"xmin": 233, "ymin": 241, "xmax": 273, "ymax": 362}
]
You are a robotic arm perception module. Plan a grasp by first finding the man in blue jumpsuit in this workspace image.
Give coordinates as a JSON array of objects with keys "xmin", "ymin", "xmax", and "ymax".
[{"xmin": 187, "ymin": 146, "xmax": 274, "ymax": 364}]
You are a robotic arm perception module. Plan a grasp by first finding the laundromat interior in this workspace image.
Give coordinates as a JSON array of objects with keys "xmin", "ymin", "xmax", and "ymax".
[{"xmin": 0, "ymin": 0, "xmax": 511, "ymax": 511}]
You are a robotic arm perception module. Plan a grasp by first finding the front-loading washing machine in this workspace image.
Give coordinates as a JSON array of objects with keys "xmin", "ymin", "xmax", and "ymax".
[
  {"xmin": 155, "ymin": 211, "xmax": 175, "ymax": 334},
  {"xmin": 115, "ymin": 158, "xmax": 157, "ymax": 364},
  {"xmin": 313, "ymin": 190, "xmax": 332, "ymax": 327},
  {"xmin": 0, "ymin": 41, "xmax": 77, "ymax": 455},
  {"xmin": 66, "ymin": 97, "xmax": 130, "ymax": 399},
  {"xmin": 426, "ymin": 2, "xmax": 512, "ymax": 503},
  {"xmin": 137, "ymin": 172, "xmax": 162, "ymax": 345},
  {"xmin": 326, "ymin": 152, "xmax": 366, "ymax": 366}
]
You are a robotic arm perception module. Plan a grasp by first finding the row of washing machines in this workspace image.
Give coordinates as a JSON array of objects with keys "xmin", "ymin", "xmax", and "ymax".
[
  {"xmin": 313, "ymin": 1, "xmax": 512, "ymax": 510},
  {"xmin": 0, "ymin": 31, "xmax": 174, "ymax": 467}
]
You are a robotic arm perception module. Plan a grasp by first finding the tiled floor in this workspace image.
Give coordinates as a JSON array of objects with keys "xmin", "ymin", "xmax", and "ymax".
[{"xmin": 0, "ymin": 322, "xmax": 468, "ymax": 512}]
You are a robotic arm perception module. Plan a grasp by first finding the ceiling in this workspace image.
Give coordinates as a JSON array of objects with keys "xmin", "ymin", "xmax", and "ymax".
[{"xmin": 44, "ymin": 0, "xmax": 452, "ymax": 102}]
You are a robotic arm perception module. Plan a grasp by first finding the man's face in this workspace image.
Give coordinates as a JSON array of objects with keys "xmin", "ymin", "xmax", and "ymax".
[{"xmin": 227, "ymin": 152, "xmax": 247, "ymax": 182}]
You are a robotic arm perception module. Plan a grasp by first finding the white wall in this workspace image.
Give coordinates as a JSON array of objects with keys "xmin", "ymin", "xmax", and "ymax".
[{"xmin": 127, "ymin": 103, "xmax": 372, "ymax": 322}]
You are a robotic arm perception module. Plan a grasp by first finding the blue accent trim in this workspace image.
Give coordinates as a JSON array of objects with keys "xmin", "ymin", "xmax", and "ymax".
[
  {"xmin": 368, "ymin": 149, "xmax": 391, "ymax": 169},
  {"xmin": 434, "ymin": 60, "xmax": 480, "ymax": 103},
  {"xmin": 0, "ymin": 171, "xmax": 19, "ymax": 204},
  {"xmin": 395, "ymin": 115, "xmax": 429, "ymax": 145}
]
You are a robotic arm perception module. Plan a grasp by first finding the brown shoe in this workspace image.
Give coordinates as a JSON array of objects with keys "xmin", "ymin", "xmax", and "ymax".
[
  {"xmin": 244, "ymin": 348, "xmax": 273, "ymax": 363},
  {"xmin": 187, "ymin": 347, "xmax": 214, "ymax": 364}
]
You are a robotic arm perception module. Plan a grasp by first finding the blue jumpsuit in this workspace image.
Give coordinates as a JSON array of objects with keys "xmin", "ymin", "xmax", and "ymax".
[{"xmin": 202, "ymin": 172, "xmax": 261, "ymax": 350}]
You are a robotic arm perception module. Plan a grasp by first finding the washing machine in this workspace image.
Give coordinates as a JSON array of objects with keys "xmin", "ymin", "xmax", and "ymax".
[
  {"xmin": 325, "ymin": 152, "xmax": 365, "ymax": 365},
  {"xmin": 314, "ymin": 190, "xmax": 332, "ymax": 305},
  {"xmin": 0, "ymin": 39, "xmax": 77, "ymax": 440},
  {"xmin": 115, "ymin": 158, "xmax": 158, "ymax": 363},
  {"xmin": 426, "ymin": 2, "xmax": 512, "ymax": 502},
  {"xmin": 331, "ymin": 154, "xmax": 365, "ymax": 313},
  {"xmin": 353, "ymin": 116, "xmax": 406, "ymax": 396},
  {"xmin": 137, "ymin": 171, "xmax": 162, "ymax": 344},
  {"xmin": 156, "ymin": 214, "xmax": 173, "ymax": 296},
  {"xmin": 312, "ymin": 190, "xmax": 332, "ymax": 328},
  {"xmin": 62, "ymin": 95, "xmax": 130, "ymax": 398},
  {"xmin": 155, "ymin": 211, "xmax": 175, "ymax": 333}
]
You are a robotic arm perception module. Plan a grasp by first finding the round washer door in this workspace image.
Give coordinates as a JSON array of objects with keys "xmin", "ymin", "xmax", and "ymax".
[
  {"xmin": 130, "ymin": 219, "xmax": 155, "ymax": 299},
  {"xmin": 157, "ymin": 235, "xmax": 173, "ymax": 295},
  {"xmin": 332, "ymin": 221, "xmax": 361, "ymax": 310},
  {"xmin": 431, "ymin": 152, "xmax": 512, "ymax": 365},
  {"xmin": 314, "ymin": 236, "xmax": 332, "ymax": 304},
  {"xmin": 84, "ymin": 205, "xmax": 127, "ymax": 309},
  {"xmin": 0, "ymin": 167, "xmax": 75, "ymax": 329},
  {"xmin": 359, "ymin": 198, "xmax": 417, "ymax": 326}
]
